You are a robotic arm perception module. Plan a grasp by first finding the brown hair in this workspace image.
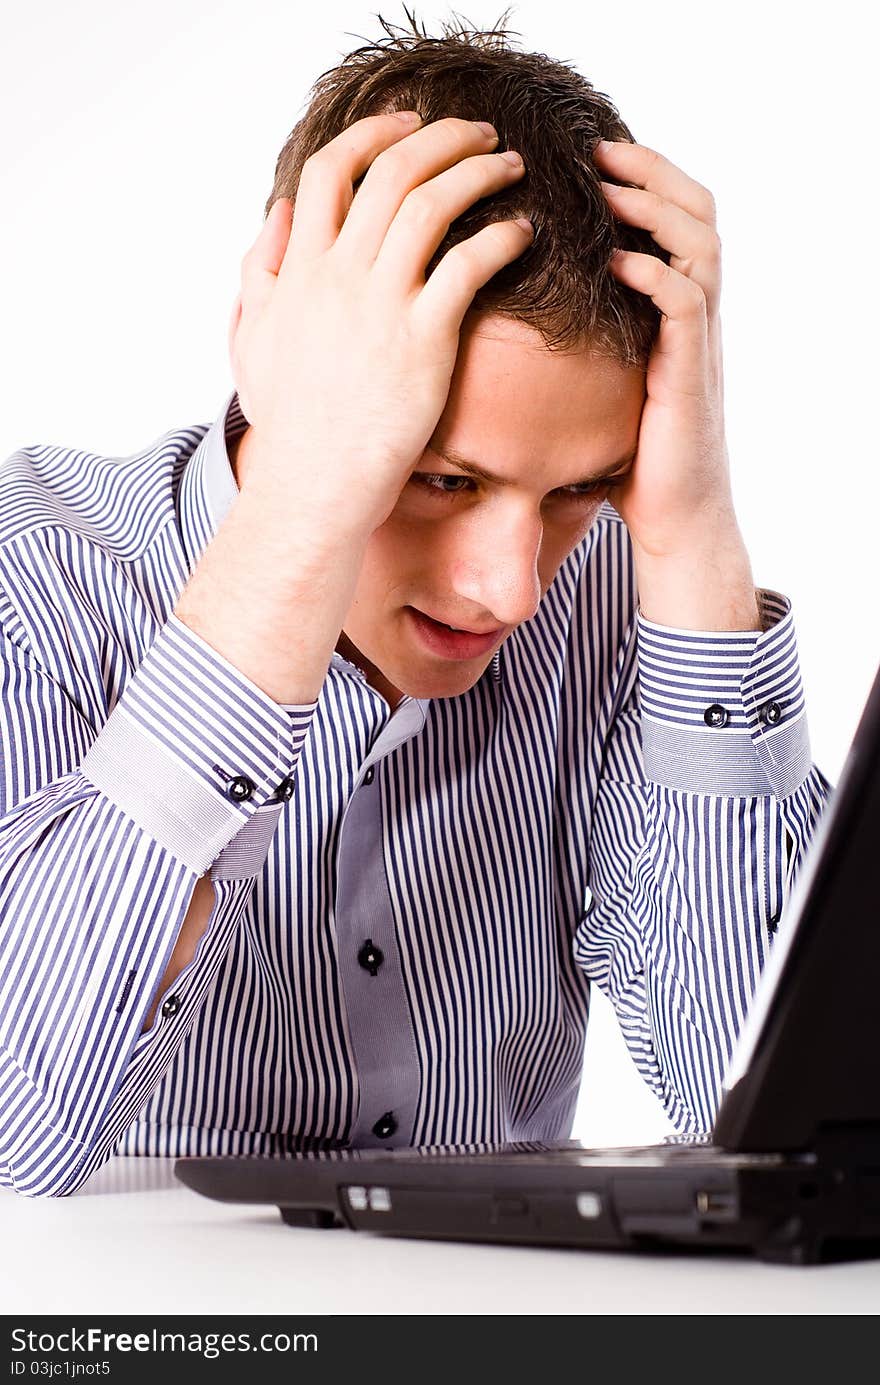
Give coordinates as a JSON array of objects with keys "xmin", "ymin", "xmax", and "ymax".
[{"xmin": 265, "ymin": 6, "xmax": 669, "ymax": 367}]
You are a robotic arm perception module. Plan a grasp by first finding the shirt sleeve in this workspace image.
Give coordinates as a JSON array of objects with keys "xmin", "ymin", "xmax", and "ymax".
[
  {"xmin": 0, "ymin": 612, "xmax": 317, "ymax": 1196},
  {"xmin": 573, "ymin": 587, "xmax": 833, "ymax": 1135}
]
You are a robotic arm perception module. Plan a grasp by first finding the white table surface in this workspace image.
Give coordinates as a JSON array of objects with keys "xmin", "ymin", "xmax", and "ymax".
[{"xmin": 1, "ymin": 1156, "xmax": 878, "ymax": 1315}]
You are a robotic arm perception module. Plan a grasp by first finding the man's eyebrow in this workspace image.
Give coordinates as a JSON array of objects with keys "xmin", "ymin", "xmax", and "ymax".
[{"xmin": 426, "ymin": 442, "xmax": 637, "ymax": 487}]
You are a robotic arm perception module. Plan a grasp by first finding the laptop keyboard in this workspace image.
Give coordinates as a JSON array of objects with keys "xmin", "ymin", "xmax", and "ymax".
[
  {"xmin": 294, "ymin": 1138, "xmax": 804, "ymax": 1169},
  {"xmin": 556, "ymin": 1143, "xmax": 795, "ymax": 1168},
  {"xmin": 371, "ymin": 1141, "xmax": 796, "ymax": 1169}
]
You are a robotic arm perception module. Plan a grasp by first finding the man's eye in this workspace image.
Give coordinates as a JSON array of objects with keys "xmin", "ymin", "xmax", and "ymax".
[
  {"xmin": 554, "ymin": 476, "xmax": 625, "ymax": 502},
  {"xmin": 410, "ymin": 473, "xmax": 474, "ymax": 496},
  {"xmin": 408, "ymin": 473, "xmax": 620, "ymax": 501},
  {"xmin": 557, "ymin": 482, "xmax": 605, "ymax": 499}
]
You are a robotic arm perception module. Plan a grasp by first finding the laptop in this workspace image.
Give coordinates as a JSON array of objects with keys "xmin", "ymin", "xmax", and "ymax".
[{"xmin": 174, "ymin": 660, "xmax": 880, "ymax": 1265}]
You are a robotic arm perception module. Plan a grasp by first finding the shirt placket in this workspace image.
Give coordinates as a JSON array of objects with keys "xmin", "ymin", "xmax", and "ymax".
[{"xmin": 330, "ymin": 658, "xmax": 427, "ymax": 1147}]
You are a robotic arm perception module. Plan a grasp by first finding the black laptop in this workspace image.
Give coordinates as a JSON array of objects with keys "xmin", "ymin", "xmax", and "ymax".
[{"xmin": 175, "ymin": 661, "xmax": 880, "ymax": 1265}]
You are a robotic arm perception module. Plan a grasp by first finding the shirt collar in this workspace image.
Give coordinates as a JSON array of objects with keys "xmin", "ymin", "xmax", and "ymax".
[
  {"xmin": 178, "ymin": 387, "xmax": 246, "ymax": 574},
  {"xmin": 178, "ymin": 388, "xmax": 503, "ymax": 690}
]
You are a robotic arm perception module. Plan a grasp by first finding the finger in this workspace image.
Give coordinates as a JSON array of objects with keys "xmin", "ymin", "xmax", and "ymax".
[
  {"xmin": 593, "ymin": 140, "xmax": 717, "ymax": 228},
  {"xmin": 333, "ymin": 116, "xmax": 501, "ymax": 265},
  {"xmin": 285, "ymin": 111, "xmax": 427, "ymax": 262},
  {"xmin": 239, "ymin": 198, "xmax": 294, "ymax": 318},
  {"xmin": 371, "ymin": 150, "xmax": 526, "ymax": 295},
  {"xmin": 609, "ymin": 250, "xmax": 708, "ymax": 395},
  {"xmin": 601, "ymin": 182, "xmax": 721, "ymax": 308},
  {"xmin": 227, "ymin": 289, "xmax": 243, "ymax": 362},
  {"xmin": 414, "ymin": 217, "xmax": 534, "ymax": 335}
]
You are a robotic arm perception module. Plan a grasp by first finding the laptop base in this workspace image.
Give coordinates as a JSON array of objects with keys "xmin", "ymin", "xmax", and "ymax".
[{"xmin": 175, "ymin": 1145, "xmax": 880, "ymax": 1266}]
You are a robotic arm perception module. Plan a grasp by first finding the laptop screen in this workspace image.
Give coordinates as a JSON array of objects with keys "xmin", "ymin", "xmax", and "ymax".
[{"xmin": 714, "ymin": 658, "xmax": 880, "ymax": 1152}]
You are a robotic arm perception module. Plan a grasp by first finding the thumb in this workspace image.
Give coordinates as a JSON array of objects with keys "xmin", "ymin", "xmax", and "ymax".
[
  {"xmin": 240, "ymin": 198, "xmax": 294, "ymax": 314},
  {"xmin": 260, "ymin": 197, "xmax": 294, "ymax": 274},
  {"xmin": 227, "ymin": 289, "xmax": 243, "ymax": 366}
]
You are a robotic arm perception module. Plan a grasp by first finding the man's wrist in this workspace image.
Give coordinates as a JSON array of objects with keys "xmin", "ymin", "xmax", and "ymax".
[{"xmin": 633, "ymin": 531, "xmax": 762, "ymax": 632}]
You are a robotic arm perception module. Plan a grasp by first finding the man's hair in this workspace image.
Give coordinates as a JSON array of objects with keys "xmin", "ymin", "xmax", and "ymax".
[{"xmin": 265, "ymin": 7, "xmax": 669, "ymax": 367}]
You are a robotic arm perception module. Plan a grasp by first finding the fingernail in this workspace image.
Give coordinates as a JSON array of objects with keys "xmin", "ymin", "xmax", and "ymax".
[
  {"xmin": 474, "ymin": 121, "xmax": 498, "ymax": 140},
  {"xmin": 393, "ymin": 110, "xmax": 422, "ymax": 123}
]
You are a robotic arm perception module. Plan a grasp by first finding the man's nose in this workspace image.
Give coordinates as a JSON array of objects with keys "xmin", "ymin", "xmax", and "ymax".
[{"xmin": 448, "ymin": 509, "xmax": 544, "ymax": 630}]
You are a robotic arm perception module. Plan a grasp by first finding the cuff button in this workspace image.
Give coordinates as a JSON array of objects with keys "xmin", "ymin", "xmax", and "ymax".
[
  {"xmin": 272, "ymin": 775, "xmax": 295, "ymax": 802},
  {"xmin": 704, "ymin": 704, "xmax": 729, "ymax": 729},
  {"xmin": 758, "ymin": 701, "xmax": 783, "ymax": 726},
  {"xmin": 226, "ymin": 775, "xmax": 256, "ymax": 803}
]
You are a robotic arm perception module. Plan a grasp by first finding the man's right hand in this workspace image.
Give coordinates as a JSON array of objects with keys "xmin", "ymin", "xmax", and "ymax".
[
  {"xmin": 175, "ymin": 115, "xmax": 529, "ymax": 710},
  {"xmin": 230, "ymin": 112, "xmax": 531, "ymax": 535}
]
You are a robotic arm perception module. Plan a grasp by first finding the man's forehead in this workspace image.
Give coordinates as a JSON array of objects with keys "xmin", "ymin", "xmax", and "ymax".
[
  {"xmin": 456, "ymin": 311, "xmax": 644, "ymax": 395},
  {"xmin": 462, "ymin": 309, "xmax": 624, "ymax": 359},
  {"xmin": 430, "ymin": 313, "xmax": 645, "ymax": 485},
  {"xmin": 462, "ymin": 310, "xmax": 584, "ymax": 354}
]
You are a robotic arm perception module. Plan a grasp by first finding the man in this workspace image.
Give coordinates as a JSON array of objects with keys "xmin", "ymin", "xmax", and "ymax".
[{"xmin": 0, "ymin": 14, "xmax": 830, "ymax": 1196}]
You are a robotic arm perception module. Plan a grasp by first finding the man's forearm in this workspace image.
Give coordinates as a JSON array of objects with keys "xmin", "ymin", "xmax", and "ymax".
[
  {"xmin": 173, "ymin": 441, "xmax": 371, "ymax": 705},
  {"xmin": 143, "ymin": 441, "xmax": 372, "ymax": 1027}
]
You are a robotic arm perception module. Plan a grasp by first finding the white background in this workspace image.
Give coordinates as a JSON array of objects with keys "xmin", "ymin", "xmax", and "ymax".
[{"xmin": 1, "ymin": 1, "xmax": 876, "ymax": 1149}]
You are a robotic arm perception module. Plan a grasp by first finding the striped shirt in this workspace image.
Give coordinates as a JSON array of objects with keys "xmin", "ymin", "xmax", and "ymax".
[{"xmin": 0, "ymin": 389, "xmax": 832, "ymax": 1196}]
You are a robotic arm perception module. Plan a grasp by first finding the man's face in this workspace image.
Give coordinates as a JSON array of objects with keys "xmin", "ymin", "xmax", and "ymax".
[{"xmin": 335, "ymin": 313, "xmax": 647, "ymax": 708}]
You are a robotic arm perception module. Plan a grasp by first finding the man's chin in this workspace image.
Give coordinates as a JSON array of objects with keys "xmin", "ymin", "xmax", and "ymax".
[{"xmin": 392, "ymin": 658, "xmax": 494, "ymax": 702}]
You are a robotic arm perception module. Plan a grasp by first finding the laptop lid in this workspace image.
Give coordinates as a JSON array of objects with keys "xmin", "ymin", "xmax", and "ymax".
[{"xmin": 713, "ymin": 659, "xmax": 880, "ymax": 1155}]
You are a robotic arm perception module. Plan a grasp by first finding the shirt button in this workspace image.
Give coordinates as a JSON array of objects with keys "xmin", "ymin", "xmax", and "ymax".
[
  {"xmin": 758, "ymin": 701, "xmax": 783, "ymax": 726},
  {"xmin": 357, "ymin": 938, "xmax": 385, "ymax": 976},
  {"xmin": 272, "ymin": 775, "xmax": 295, "ymax": 802},
  {"xmin": 363, "ymin": 766, "xmax": 375, "ymax": 785},
  {"xmin": 704, "ymin": 704, "xmax": 729, "ymax": 729},
  {"xmin": 226, "ymin": 775, "xmax": 256, "ymax": 803},
  {"xmin": 372, "ymin": 1112, "xmax": 397, "ymax": 1140},
  {"xmin": 161, "ymin": 994, "xmax": 181, "ymax": 1017},
  {"xmin": 766, "ymin": 914, "xmax": 780, "ymax": 936}
]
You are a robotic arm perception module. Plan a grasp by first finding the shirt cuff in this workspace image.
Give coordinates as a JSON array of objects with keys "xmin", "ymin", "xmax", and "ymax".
[
  {"xmin": 636, "ymin": 588, "xmax": 812, "ymax": 797},
  {"xmin": 79, "ymin": 614, "xmax": 317, "ymax": 874}
]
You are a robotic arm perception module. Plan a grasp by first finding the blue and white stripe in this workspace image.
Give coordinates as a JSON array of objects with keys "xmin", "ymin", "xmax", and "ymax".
[{"xmin": 0, "ymin": 390, "xmax": 832, "ymax": 1195}]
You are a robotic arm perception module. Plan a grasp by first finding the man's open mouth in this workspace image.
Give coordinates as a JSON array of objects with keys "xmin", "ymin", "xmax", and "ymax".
[{"xmin": 407, "ymin": 608, "xmax": 503, "ymax": 660}]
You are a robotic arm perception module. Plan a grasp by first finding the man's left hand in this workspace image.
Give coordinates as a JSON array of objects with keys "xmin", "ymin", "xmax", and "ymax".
[{"xmin": 593, "ymin": 139, "xmax": 760, "ymax": 629}]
